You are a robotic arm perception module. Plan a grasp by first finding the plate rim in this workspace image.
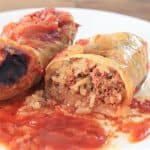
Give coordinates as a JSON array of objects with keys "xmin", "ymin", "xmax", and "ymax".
[{"xmin": 0, "ymin": 7, "xmax": 149, "ymax": 25}]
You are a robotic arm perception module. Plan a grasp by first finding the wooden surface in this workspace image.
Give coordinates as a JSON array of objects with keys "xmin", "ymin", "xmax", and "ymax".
[{"xmin": 0, "ymin": 0, "xmax": 150, "ymax": 21}]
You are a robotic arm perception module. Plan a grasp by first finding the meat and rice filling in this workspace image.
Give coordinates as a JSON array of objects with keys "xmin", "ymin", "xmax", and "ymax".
[{"xmin": 46, "ymin": 58, "xmax": 126, "ymax": 115}]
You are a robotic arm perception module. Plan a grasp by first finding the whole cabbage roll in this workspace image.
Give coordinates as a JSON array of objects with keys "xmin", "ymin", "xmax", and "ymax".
[{"xmin": 2, "ymin": 8, "xmax": 77, "ymax": 52}]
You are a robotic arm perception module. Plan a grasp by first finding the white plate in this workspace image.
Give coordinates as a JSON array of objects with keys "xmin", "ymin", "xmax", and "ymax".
[{"xmin": 0, "ymin": 7, "xmax": 149, "ymax": 150}]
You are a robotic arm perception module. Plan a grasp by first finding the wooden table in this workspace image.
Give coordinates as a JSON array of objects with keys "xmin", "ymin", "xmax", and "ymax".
[{"xmin": 0, "ymin": 0, "xmax": 150, "ymax": 21}]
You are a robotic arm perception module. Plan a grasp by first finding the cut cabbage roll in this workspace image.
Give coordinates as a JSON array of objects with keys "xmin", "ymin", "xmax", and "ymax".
[{"xmin": 45, "ymin": 33, "xmax": 148, "ymax": 117}]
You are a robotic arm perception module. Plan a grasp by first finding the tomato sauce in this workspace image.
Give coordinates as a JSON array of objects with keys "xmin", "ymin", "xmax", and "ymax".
[
  {"xmin": 76, "ymin": 39, "xmax": 89, "ymax": 45},
  {"xmin": 131, "ymin": 98, "xmax": 150, "ymax": 113},
  {"xmin": 120, "ymin": 118, "xmax": 150, "ymax": 142},
  {"xmin": 0, "ymin": 94, "xmax": 150, "ymax": 149},
  {"xmin": 0, "ymin": 97, "xmax": 106, "ymax": 150}
]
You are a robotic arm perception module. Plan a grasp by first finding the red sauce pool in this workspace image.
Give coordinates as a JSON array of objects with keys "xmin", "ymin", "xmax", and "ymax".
[
  {"xmin": 131, "ymin": 98, "xmax": 150, "ymax": 113},
  {"xmin": 0, "ymin": 98, "xmax": 106, "ymax": 150},
  {"xmin": 0, "ymin": 96, "xmax": 150, "ymax": 149},
  {"xmin": 120, "ymin": 118, "xmax": 150, "ymax": 142},
  {"xmin": 76, "ymin": 39, "xmax": 89, "ymax": 45}
]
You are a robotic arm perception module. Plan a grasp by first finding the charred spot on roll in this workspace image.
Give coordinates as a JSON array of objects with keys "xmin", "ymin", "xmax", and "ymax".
[
  {"xmin": 0, "ymin": 38, "xmax": 42, "ymax": 101},
  {"xmin": 0, "ymin": 47, "xmax": 28, "ymax": 85}
]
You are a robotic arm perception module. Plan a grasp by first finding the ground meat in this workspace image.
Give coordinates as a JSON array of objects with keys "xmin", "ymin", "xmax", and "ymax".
[{"xmin": 46, "ymin": 58, "xmax": 126, "ymax": 116}]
